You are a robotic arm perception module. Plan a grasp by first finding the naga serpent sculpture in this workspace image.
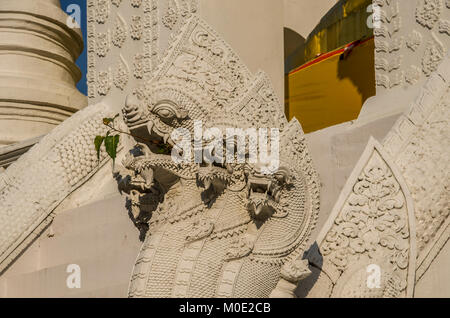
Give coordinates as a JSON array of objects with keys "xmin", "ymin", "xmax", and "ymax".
[{"xmin": 114, "ymin": 16, "xmax": 320, "ymax": 298}]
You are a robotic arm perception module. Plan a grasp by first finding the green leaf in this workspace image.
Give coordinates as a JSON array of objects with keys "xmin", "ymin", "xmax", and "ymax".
[
  {"xmin": 103, "ymin": 118, "xmax": 113, "ymax": 125},
  {"xmin": 105, "ymin": 134, "xmax": 120, "ymax": 166},
  {"xmin": 94, "ymin": 136, "xmax": 105, "ymax": 161},
  {"xmin": 156, "ymin": 147, "xmax": 165, "ymax": 154}
]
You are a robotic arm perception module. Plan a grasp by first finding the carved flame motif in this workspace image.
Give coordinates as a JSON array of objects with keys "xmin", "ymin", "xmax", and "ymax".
[{"xmin": 374, "ymin": 0, "xmax": 404, "ymax": 90}]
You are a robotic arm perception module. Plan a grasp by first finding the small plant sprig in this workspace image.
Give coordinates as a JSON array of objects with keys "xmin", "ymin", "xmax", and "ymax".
[
  {"xmin": 94, "ymin": 115, "xmax": 172, "ymax": 166},
  {"xmin": 94, "ymin": 114, "xmax": 121, "ymax": 166}
]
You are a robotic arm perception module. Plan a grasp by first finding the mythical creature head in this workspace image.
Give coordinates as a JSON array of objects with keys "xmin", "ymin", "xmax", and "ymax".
[
  {"xmin": 195, "ymin": 112, "xmax": 248, "ymax": 194},
  {"xmin": 245, "ymin": 161, "xmax": 292, "ymax": 220},
  {"xmin": 120, "ymin": 84, "xmax": 197, "ymax": 191}
]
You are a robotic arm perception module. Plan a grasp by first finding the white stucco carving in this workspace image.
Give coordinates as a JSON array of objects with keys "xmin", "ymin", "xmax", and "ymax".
[
  {"xmin": 306, "ymin": 138, "xmax": 417, "ymax": 297},
  {"xmin": 301, "ymin": 54, "xmax": 449, "ymax": 298},
  {"xmin": 383, "ymin": 55, "xmax": 450, "ymax": 281},
  {"xmin": 0, "ymin": 3, "xmax": 320, "ymax": 297},
  {"xmin": 117, "ymin": 15, "xmax": 320, "ymax": 298},
  {"xmin": 374, "ymin": 0, "xmax": 449, "ymax": 94},
  {"xmin": 0, "ymin": 0, "xmax": 448, "ymax": 298},
  {"xmin": 87, "ymin": 0, "xmax": 198, "ymax": 106},
  {"xmin": 0, "ymin": 101, "xmax": 117, "ymax": 273}
]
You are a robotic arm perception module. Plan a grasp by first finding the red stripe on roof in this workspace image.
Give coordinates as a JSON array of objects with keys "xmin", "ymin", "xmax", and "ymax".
[{"xmin": 289, "ymin": 36, "xmax": 374, "ymax": 75}]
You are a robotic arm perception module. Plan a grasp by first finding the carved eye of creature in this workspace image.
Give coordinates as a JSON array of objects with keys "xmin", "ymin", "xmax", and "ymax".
[
  {"xmin": 153, "ymin": 103, "xmax": 176, "ymax": 120},
  {"xmin": 151, "ymin": 100, "xmax": 188, "ymax": 121},
  {"xmin": 274, "ymin": 167, "xmax": 291, "ymax": 183}
]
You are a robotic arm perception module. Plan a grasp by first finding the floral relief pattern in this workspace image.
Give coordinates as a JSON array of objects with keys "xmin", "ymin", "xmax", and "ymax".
[
  {"xmin": 162, "ymin": 22, "xmax": 252, "ymax": 110},
  {"xmin": 96, "ymin": 69, "xmax": 112, "ymax": 96},
  {"xmin": 375, "ymin": 0, "xmax": 449, "ymax": 89},
  {"xmin": 88, "ymin": 0, "xmax": 199, "ymax": 100},
  {"xmin": 162, "ymin": 0, "xmax": 178, "ymax": 30},
  {"xmin": 133, "ymin": 53, "xmax": 144, "ymax": 79},
  {"xmin": 130, "ymin": 15, "xmax": 143, "ymax": 40},
  {"xmin": 112, "ymin": 13, "xmax": 128, "ymax": 48},
  {"xmin": 404, "ymin": 65, "xmax": 422, "ymax": 84},
  {"xmin": 406, "ymin": 30, "xmax": 423, "ymax": 51},
  {"xmin": 95, "ymin": 0, "xmax": 110, "ymax": 24},
  {"xmin": 321, "ymin": 149, "xmax": 410, "ymax": 276},
  {"xmin": 422, "ymin": 33, "xmax": 446, "ymax": 76},
  {"xmin": 114, "ymin": 55, "xmax": 130, "ymax": 90},
  {"xmin": 96, "ymin": 31, "xmax": 111, "ymax": 57},
  {"xmin": 415, "ymin": 0, "xmax": 443, "ymax": 29},
  {"xmin": 131, "ymin": 0, "xmax": 143, "ymax": 8}
]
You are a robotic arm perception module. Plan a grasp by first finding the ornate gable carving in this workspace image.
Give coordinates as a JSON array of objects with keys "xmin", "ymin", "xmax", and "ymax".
[
  {"xmin": 153, "ymin": 16, "xmax": 254, "ymax": 111},
  {"xmin": 306, "ymin": 138, "xmax": 417, "ymax": 298}
]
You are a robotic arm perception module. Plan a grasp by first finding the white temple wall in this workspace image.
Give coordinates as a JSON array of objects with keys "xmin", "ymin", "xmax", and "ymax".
[{"xmin": 0, "ymin": 193, "xmax": 140, "ymax": 298}]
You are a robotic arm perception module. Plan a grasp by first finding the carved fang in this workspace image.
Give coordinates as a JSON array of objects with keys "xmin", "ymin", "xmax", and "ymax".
[
  {"xmin": 147, "ymin": 121, "xmax": 154, "ymax": 135},
  {"xmin": 254, "ymin": 203, "xmax": 263, "ymax": 216}
]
